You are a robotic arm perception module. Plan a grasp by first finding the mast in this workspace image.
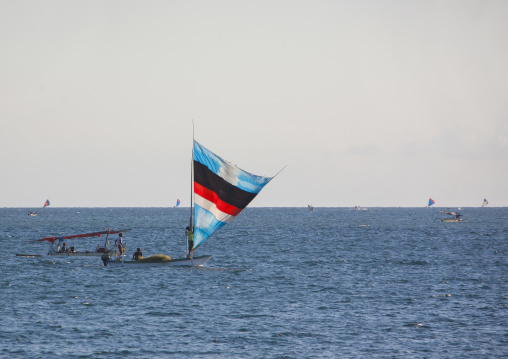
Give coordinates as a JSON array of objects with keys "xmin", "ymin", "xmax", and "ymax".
[
  {"xmin": 190, "ymin": 123, "xmax": 195, "ymax": 230},
  {"xmin": 187, "ymin": 124, "xmax": 195, "ymax": 257},
  {"xmin": 104, "ymin": 228, "xmax": 110, "ymax": 250}
]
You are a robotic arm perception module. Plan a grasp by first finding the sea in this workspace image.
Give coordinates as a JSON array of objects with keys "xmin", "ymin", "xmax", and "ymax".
[{"xmin": 1, "ymin": 207, "xmax": 507, "ymax": 358}]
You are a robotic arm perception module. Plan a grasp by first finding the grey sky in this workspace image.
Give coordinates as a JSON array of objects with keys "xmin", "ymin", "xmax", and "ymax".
[{"xmin": 1, "ymin": 1, "xmax": 507, "ymax": 207}]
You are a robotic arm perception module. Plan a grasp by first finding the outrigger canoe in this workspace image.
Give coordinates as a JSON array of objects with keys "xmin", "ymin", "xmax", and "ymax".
[
  {"xmin": 16, "ymin": 229, "xmax": 130, "ymax": 257},
  {"xmin": 102, "ymin": 137, "xmax": 278, "ymax": 267},
  {"xmin": 436, "ymin": 210, "xmax": 465, "ymax": 223},
  {"xmin": 103, "ymin": 254, "xmax": 212, "ymax": 267}
]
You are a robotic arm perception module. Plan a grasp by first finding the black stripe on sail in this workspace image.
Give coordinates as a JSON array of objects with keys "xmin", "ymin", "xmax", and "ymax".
[{"xmin": 194, "ymin": 160, "xmax": 258, "ymax": 210}]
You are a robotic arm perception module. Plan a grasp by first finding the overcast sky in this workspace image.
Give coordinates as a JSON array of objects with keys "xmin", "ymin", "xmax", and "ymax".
[{"xmin": 1, "ymin": 0, "xmax": 507, "ymax": 208}]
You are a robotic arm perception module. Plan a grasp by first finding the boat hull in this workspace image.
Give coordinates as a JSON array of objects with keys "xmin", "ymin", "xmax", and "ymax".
[
  {"xmin": 49, "ymin": 252, "xmax": 108, "ymax": 257},
  {"xmin": 105, "ymin": 255, "xmax": 212, "ymax": 267},
  {"xmin": 16, "ymin": 251, "xmax": 112, "ymax": 257}
]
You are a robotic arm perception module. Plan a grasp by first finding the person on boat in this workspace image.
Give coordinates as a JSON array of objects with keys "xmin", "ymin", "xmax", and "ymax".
[
  {"xmin": 114, "ymin": 233, "xmax": 125, "ymax": 255},
  {"xmin": 60, "ymin": 242, "xmax": 68, "ymax": 253},
  {"xmin": 133, "ymin": 248, "xmax": 143, "ymax": 261},
  {"xmin": 186, "ymin": 226, "xmax": 194, "ymax": 258}
]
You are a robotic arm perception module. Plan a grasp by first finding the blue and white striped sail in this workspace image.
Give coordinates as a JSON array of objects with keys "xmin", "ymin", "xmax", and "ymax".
[{"xmin": 192, "ymin": 141, "xmax": 273, "ymax": 250}]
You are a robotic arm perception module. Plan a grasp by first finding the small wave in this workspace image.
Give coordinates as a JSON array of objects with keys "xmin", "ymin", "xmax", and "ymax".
[
  {"xmin": 404, "ymin": 322, "xmax": 427, "ymax": 328},
  {"xmin": 234, "ymin": 314, "xmax": 274, "ymax": 319},
  {"xmin": 397, "ymin": 260, "xmax": 428, "ymax": 266},
  {"xmin": 431, "ymin": 294, "xmax": 451, "ymax": 298},
  {"xmin": 146, "ymin": 311, "xmax": 182, "ymax": 317}
]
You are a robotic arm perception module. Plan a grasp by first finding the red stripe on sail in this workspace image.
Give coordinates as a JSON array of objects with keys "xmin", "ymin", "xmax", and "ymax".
[{"xmin": 194, "ymin": 182, "xmax": 242, "ymax": 216}]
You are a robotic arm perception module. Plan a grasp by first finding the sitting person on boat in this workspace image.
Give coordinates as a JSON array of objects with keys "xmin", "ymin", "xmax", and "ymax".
[
  {"xmin": 69, "ymin": 246, "xmax": 76, "ymax": 253},
  {"xmin": 133, "ymin": 248, "xmax": 143, "ymax": 261},
  {"xmin": 186, "ymin": 226, "xmax": 194, "ymax": 258},
  {"xmin": 59, "ymin": 242, "xmax": 69, "ymax": 253},
  {"xmin": 95, "ymin": 244, "xmax": 105, "ymax": 253},
  {"xmin": 114, "ymin": 233, "xmax": 125, "ymax": 255}
]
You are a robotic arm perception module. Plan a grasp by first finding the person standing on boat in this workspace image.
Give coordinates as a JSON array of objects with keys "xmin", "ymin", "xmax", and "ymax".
[
  {"xmin": 186, "ymin": 226, "xmax": 194, "ymax": 258},
  {"xmin": 114, "ymin": 233, "xmax": 125, "ymax": 255},
  {"xmin": 133, "ymin": 248, "xmax": 143, "ymax": 261},
  {"xmin": 60, "ymin": 242, "xmax": 68, "ymax": 253}
]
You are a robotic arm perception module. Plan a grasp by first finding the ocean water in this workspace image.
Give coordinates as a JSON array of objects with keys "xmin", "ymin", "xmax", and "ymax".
[{"xmin": 1, "ymin": 207, "xmax": 507, "ymax": 358}]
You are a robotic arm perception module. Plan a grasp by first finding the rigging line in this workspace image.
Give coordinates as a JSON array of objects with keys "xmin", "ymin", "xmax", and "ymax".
[{"xmin": 270, "ymin": 165, "xmax": 287, "ymax": 181}]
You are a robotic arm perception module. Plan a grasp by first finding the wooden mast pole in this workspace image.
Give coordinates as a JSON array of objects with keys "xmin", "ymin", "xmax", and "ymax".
[
  {"xmin": 190, "ymin": 121, "xmax": 194, "ymax": 229},
  {"xmin": 188, "ymin": 121, "xmax": 195, "ymax": 256}
]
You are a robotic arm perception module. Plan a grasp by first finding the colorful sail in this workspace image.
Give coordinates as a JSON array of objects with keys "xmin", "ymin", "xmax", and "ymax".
[
  {"xmin": 192, "ymin": 141, "xmax": 273, "ymax": 249},
  {"xmin": 176, "ymin": 199, "xmax": 181, "ymax": 207},
  {"xmin": 43, "ymin": 199, "xmax": 50, "ymax": 207},
  {"xmin": 482, "ymin": 198, "xmax": 488, "ymax": 207},
  {"xmin": 428, "ymin": 198, "xmax": 435, "ymax": 207}
]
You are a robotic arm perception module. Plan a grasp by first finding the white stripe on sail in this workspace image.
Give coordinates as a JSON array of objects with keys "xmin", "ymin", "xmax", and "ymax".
[
  {"xmin": 194, "ymin": 141, "xmax": 272, "ymax": 193},
  {"xmin": 195, "ymin": 194, "xmax": 236, "ymax": 224}
]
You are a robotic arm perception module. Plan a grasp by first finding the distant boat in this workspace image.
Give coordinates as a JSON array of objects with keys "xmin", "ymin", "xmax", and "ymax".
[
  {"xmin": 16, "ymin": 229, "xmax": 130, "ymax": 257},
  {"xmin": 354, "ymin": 205, "xmax": 367, "ymax": 211},
  {"xmin": 428, "ymin": 198, "xmax": 435, "ymax": 207},
  {"xmin": 482, "ymin": 198, "xmax": 488, "ymax": 207},
  {"xmin": 27, "ymin": 199, "xmax": 50, "ymax": 216},
  {"xmin": 308, "ymin": 205, "xmax": 314, "ymax": 211},
  {"xmin": 436, "ymin": 210, "xmax": 464, "ymax": 223},
  {"xmin": 175, "ymin": 199, "xmax": 181, "ymax": 208},
  {"xmin": 103, "ymin": 139, "xmax": 276, "ymax": 267}
]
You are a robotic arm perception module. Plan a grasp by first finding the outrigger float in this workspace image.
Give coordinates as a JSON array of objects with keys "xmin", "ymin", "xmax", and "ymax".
[{"xmin": 16, "ymin": 228, "xmax": 130, "ymax": 257}]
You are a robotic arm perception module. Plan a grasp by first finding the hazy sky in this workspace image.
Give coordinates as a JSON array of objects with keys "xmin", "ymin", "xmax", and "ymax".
[{"xmin": 1, "ymin": 1, "xmax": 507, "ymax": 208}]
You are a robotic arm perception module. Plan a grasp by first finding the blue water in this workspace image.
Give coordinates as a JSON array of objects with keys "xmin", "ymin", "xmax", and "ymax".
[{"xmin": 1, "ymin": 207, "xmax": 507, "ymax": 358}]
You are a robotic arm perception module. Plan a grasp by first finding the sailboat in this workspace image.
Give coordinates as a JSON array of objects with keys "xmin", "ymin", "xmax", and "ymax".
[
  {"xmin": 436, "ymin": 210, "xmax": 464, "ymax": 223},
  {"xmin": 103, "ymin": 140, "xmax": 275, "ymax": 267},
  {"xmin": 482, "ymin": 198, "xmax": 488, "ymax": 207},
  {"xmin": 27, "ymin": 199, "xmax": 50, "ymax": 216},
  {"xmin": 428, "ymin": 198, "xmax": 435, "ymax": 207},
  {"xmin": 16, "ymin": 229, "xmax": 129, "ymax": 257}
]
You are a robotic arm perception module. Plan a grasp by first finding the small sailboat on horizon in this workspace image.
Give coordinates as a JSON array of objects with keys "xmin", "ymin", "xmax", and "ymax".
[
  {"xmin": 27, "ymin": 199, "xmax": 50, "ymax": 216},
  {"xmin": 427, "ymin": 198, "xmax": 435, "ymax": 208}
]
